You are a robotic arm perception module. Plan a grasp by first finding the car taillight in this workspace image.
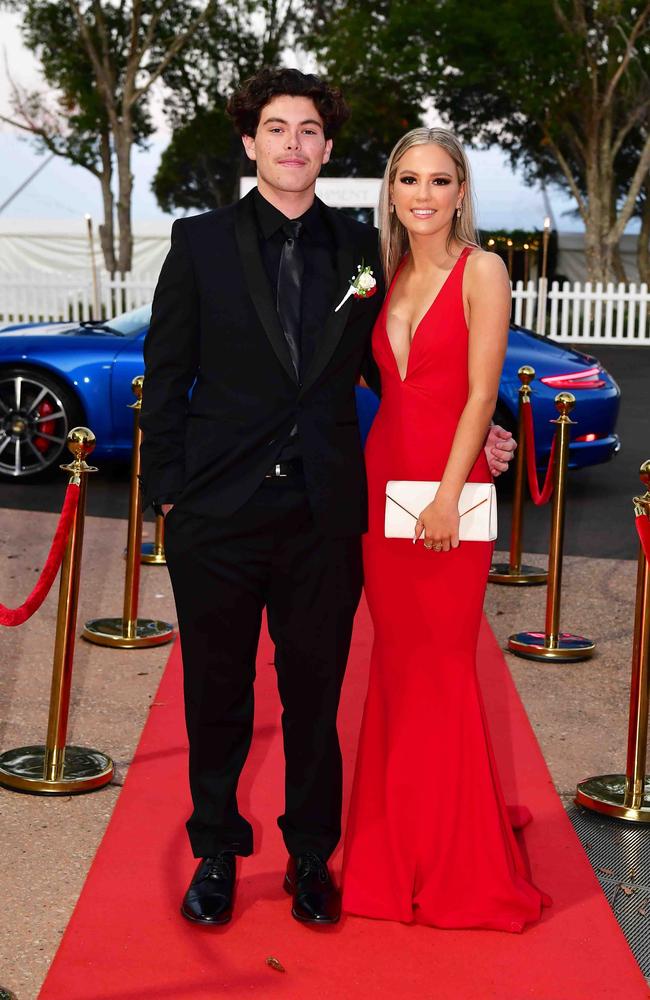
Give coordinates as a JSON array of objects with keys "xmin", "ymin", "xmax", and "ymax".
[{"xmin": 539, "ymin": 366, "xmax": 606, "ymax": 389}]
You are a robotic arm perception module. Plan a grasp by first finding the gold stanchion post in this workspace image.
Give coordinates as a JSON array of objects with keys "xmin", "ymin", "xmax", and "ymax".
[
  {"xmin": 140, "ymin": 513, "xmax": 166, "ymax": 565},
  {"xmin": 489, "ymin": 366, "xmax": 547, "ymax": 585},
  {"xmin": 0, "ymin": 428, "xmax": 115, "ymax": 794},
  {"xmin": 82, "ymin": 376, "xmax": 174, "ymax": 648},
  {"xmin": 508, "ymin": 392, "xmax": 595, "ymax": 662},
  {"xmin": 575, "ymin": 461, "xmax": 650, "ymax": 821}
]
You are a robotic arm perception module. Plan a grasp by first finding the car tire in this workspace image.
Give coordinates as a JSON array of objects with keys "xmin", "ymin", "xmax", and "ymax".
[{"xmin": 0, "ymin": 367, "xmax": 84, "ymax": 482}]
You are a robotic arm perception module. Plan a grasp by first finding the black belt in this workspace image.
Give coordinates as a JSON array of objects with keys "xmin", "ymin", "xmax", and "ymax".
[{"xmin": 265, "ymin": 458, "xmax": 303, "ymax": 478}]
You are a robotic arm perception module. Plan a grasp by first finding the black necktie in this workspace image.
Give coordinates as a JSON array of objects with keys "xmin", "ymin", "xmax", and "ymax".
[{"xmin": 277, "ymin": 220, "xmax": 304, "ymax": 380}]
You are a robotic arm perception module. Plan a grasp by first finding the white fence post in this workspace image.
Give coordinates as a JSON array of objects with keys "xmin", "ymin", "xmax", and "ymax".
[
  {"xmin": 638, "ymin": 283, "xmax": 648, "ymax": 342},
  {"xmin": 535, "ymin": 276, "xmax": 548, "ymax": 334}
]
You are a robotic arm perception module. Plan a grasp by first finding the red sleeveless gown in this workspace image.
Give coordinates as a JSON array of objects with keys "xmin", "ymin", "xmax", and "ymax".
[{"xmin": 342, "ymin": 247, "xmax": 550, "ymax": 931}]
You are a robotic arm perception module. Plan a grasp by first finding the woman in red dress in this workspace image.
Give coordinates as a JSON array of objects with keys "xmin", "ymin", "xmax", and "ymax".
[{"xmin": 342, "ymin": 128, "xmax": 550, "ymax": 932}]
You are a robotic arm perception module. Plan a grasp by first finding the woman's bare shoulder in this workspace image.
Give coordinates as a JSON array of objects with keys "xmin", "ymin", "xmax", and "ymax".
[{"xmin": 465, "ymin": 246, "xmax": 510, "ymax": 287}]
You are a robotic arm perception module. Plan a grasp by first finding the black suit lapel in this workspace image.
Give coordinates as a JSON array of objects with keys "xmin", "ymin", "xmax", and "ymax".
[
  {"xmin": 300, "ymin": 203, "xmax": 356, "ymax": 394},
  {"xmin": 234, "ymin": 192, "xmax": 299, "ymax": 385}
]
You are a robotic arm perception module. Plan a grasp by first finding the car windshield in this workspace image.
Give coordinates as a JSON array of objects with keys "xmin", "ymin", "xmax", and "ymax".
[{"xmin": 106, "ymin": 303, "xmax": 152, "ymax": 336}]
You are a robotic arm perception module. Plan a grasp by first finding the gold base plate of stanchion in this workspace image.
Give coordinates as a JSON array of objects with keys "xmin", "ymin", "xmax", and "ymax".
[
  {"xmin": 575, "ymin": 774, "xmax": 650, "ymax": 823},
  {"xmin": 0, "ymin": 745, "xmax": 114, "ymax": 794},
  {"xmin": 82, "ymin": 617, "xmax": 174, "ymax": 648},
  {"xmin": 508, "ymin": 631, "xmax": 595, "ymax": 662},
  {"xmin": 140, "ymin": 542, "xmax": 166, "ymax": 565},
  {"xmin": 488, "ymin": 562, "xmax": 548, "ymax": 585}
]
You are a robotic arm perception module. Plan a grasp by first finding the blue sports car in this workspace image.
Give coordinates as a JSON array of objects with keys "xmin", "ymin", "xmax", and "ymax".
[{"xmin": 0, "ymin": 304, "xmax": 620, "ymax": 482}]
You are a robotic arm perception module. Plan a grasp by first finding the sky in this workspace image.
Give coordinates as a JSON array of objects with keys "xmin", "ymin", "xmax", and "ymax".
[{"xmin": 0, "ymin": 9, "xmax": 590, "ymax": 232}]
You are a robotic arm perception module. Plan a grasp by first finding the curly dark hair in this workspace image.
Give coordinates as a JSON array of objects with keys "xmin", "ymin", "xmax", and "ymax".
[{"xmin": 226, "ymin": 67, "xmax": 350, "ymax": 140}]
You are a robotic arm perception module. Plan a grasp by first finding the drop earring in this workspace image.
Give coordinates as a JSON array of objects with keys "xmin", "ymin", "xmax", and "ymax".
[{"xmin": 456, "ymin": 204, "xmax": 462, "ymax": 218}]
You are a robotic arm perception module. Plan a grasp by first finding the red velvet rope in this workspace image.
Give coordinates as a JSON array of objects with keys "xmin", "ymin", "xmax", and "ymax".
[
  {"xmin": 522, "ymin": 402, "xmax": 556, "ymax": 506},
  {"xmin": 636, "ymin": 514, "xmax": 650, "ymax": 565},
  {"xmin": 0, "ymin": 483, "xmax": 80, "ymax": 627}
]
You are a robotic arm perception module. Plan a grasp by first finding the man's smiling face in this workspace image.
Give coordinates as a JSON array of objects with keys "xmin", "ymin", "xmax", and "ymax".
[{"xmin": 242, "ymin": 95, "xmax": 333, "ymax": 197}]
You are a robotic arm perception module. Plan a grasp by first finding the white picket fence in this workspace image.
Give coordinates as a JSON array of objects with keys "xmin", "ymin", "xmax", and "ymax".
[
  {"xmin": 512, "ymin": 279, "xmax": 650, "ymax": 345},
  {"xmin": 1, "ymin": 269, "xmax": 649, "ymax": 344},
  {"xmin": 0, "ymin": 270, "xmax": 158, "ymax": 325}
]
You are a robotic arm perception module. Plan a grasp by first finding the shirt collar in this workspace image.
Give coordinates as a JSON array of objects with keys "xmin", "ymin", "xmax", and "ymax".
[{"xmin": 253, "ymin": 187, "xmax": 324, "ymax": 241}]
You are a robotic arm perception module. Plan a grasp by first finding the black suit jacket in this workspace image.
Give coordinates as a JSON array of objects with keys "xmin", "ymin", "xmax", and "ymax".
[{"xmin": 140, "ymin": 190, "xmax": 384, "ymax": 537}]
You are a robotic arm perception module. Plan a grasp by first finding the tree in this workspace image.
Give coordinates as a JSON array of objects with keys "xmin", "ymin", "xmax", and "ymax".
[
  {"xmin": 309, "ymin": 1, "xmax": 425, "ymax": 179},
  {"xmin": 425, "ymin": 0, "xmax": 650, "ymax": 283},
  {"xmin": 612, "ymin": 127, "xmax": 650, "ymax": 282},
  {"xmin": 2, "ymin": 1, "xmax": 216, "ymax": 272},
  {"xmin": 152, "ymin": 0, "xmax": 424, "ymax": 211},
  {"xmin": 316, "ymin": 0, "xmax": 650, "ymax": 282},
  {"xmin": 153, "ymin": 101, "xmax": 243, "ymax": 211},
  {"xmin": 637, "ymin": 180, "xmax": 650, "ymax": 282},
  {"xmin": 153, "ymin": 0, "xmax": 300, "ymax": 211}
]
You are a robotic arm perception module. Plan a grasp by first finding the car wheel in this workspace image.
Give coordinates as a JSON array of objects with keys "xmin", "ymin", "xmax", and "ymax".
[{"xmin": 0, "ymin": 368, "xmax": 84, "ymax": 482}]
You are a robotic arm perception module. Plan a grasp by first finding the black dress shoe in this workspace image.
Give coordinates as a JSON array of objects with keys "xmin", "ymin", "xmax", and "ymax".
[
  {"xmin": 181, "ymin": 853, "xmax": 236, "ymax": 925},
  {"xmin": 284, "ymin": 851, "xmax": 341, "ymax": 924}
]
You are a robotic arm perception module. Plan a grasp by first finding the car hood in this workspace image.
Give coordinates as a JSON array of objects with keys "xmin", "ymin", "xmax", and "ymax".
[{"xmin": 0, "ymin": 321, "xmax": 92, "ymax": 336}]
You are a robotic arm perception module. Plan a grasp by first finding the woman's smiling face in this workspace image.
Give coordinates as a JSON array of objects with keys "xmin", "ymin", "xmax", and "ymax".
[{"xmin": 391, "ymin": 143, "xmax": 465, "ymax": 239}]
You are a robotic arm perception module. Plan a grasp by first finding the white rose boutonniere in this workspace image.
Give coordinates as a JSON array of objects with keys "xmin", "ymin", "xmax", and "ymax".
[{"xmin": 334, "ymin": 263, "xmax": 378, "ymax": 313}]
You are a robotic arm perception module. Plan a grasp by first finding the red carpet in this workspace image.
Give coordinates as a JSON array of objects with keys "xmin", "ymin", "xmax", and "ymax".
[{"xmin": 39, "ymin": 600, "xmax": 648, "ymax": 1000}]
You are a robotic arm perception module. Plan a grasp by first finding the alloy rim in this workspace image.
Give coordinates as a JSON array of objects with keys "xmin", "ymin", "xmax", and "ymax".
[{"xmin": 0, "ymin": 374, "xmax": 69, "ymax": 477}]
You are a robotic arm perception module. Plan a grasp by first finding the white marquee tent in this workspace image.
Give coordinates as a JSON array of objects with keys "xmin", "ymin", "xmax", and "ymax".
[{"xmin": 0, "ymin": 218, "xmax": 172, "ymax": 275}]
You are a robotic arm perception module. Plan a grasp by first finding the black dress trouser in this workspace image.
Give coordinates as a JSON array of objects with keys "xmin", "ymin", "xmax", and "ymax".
[{"xmin": 164, "ymin": 472, "xmax": 363, "ymax": 861}]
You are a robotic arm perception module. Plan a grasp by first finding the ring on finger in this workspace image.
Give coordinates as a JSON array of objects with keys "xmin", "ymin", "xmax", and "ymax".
[
  {"xmin": 433, "ymin": 543, "xmax": 443, "ymax": 552},
  {"xmin": 423, "ymin": 540, "xmax": 434, "ymax": 550}
]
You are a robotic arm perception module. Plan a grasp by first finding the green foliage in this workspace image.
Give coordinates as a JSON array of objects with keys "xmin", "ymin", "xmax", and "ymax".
[
  {"xmin": 313, "ymin": 0, "xmax": 649, "ymax": 278},
  {"xmin": 153, "ymin": 102, "xmax": 245, "ymax": 211},
  {"xmin": 152, "ymin": 0, "xmax": 300, "ymax": 208},
  {"xmin": 153, "ymin": 0, "xmax": 430, "ymax": 206},
  {"xmin": 3, "ymin": 1, "xmax": 218, "ymax": 269},
  {"xmin": 424, "ymin": 1, "xmax": 615, "ymax": 181},
  {"xmin": 309, "ymin": 0, "xmax": 427, "ymax": 177},
  {"xmin": 3, "ymin": 0, "xmax": 154, "ymax": 171}
]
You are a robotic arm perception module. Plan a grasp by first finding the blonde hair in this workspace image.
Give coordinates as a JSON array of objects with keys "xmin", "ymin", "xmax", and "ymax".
[{"xmin": 378, "ymin": 127, "xmax": 480, "ymax": 284}]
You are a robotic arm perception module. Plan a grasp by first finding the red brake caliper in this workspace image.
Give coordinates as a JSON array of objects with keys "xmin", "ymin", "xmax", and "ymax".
[{"xmin": 34, "ymin": 399, "xmax": 55, "ymax": 453}]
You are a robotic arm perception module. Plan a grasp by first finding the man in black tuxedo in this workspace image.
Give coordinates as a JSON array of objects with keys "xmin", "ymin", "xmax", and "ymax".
[{"xmin": 140, "ymin": 67, "xmax": 515, "ymax": 927}]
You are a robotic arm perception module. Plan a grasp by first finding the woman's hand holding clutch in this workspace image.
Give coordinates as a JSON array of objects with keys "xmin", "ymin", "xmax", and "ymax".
[{"xmin": 414, "ymin": 495, "xmax": 460, "ymax": 552}]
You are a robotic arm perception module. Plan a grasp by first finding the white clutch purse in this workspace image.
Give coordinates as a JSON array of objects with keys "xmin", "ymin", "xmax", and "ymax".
[{"xmin": 385, "ymin": 481, "xmax": 497, "ymax": 541}]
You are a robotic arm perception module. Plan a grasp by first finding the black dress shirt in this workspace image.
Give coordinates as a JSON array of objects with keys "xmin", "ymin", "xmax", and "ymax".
[
  {"xmin": 253, "ymin": 188, "xmax": 338, "ymax": 377},
  {"xmin": 253, "ymin": 188, "xmax": 338, "ymax": 462}
]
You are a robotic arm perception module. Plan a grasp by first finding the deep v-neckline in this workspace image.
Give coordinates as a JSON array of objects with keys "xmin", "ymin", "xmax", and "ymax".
[{"xmin": 384, "ymin": 247, "xmax": 470, "ymax": 383}]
